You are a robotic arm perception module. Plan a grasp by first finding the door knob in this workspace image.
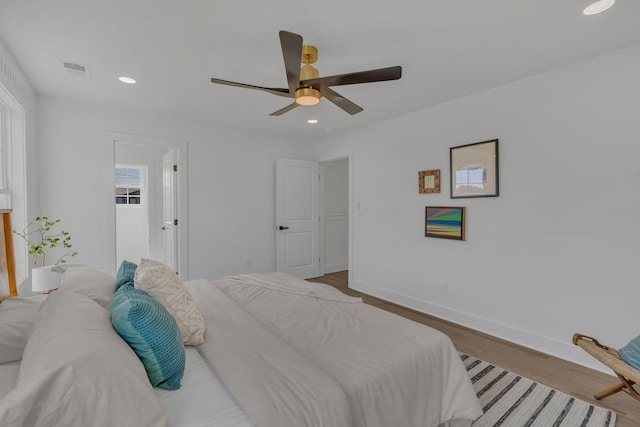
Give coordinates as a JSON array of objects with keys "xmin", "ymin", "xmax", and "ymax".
[
  {"xmin": 279, "ymin": 226, "xmax": 289, "ymax": 230},
  {"xmin": 161, "ymin": 226, "xmax": 167, "ymax": 230}
]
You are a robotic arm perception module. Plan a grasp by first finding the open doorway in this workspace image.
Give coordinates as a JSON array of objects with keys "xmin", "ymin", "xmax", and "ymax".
[
  {"xmin": 320, "ymin": 157, "xmax": 349, "ymax": 275},
  {"xmin": 115, "ymin": 164, "xmax": 150, "ymax": 264},
  {"xmin": 114, "ymin": 140, "xmax": 182, "ymax": 274}
]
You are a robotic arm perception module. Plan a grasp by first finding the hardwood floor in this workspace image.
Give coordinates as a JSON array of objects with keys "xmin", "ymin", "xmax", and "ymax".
[{"xmin": 308, "ymin": 270, "xmax": 639, "ymax": 427}]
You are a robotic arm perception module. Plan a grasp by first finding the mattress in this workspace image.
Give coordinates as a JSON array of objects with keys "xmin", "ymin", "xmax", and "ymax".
[{"xmin": 154, "ymin": 347, "xmax": 254, "ymax": 427}]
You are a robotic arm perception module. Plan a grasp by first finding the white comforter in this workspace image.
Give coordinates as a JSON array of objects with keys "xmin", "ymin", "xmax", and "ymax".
[{"xmin": 188, "ymin": 273, "xmax": 482, "ymax": 427}]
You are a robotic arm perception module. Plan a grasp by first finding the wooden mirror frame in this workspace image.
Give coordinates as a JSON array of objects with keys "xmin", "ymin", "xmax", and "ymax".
[{"xmin": 418, "ymin": 169, "xmax": 441, "ymax": 194}]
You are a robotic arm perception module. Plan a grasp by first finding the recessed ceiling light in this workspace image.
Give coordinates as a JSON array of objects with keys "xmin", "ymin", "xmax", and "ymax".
[
  {"xmin": 583, "ymin": 0, "xmax": 615, "ymax": 15},
  {"xmin": 307, "ymin": 119, "xmax": 318, "ymax": 124},
  {"xmin": 118, "ymin": 76, "xmax": 137, "ymax": 84}
]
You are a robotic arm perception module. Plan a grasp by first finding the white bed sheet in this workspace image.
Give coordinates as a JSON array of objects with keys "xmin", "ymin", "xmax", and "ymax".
[
  {"xmin": 154, "ymin": 347, "xmax": 254, "ymax": 427},
  {"xmin": 0, "ymin": 361, "xmax": 19, "ymax": 400},
  {"xmin": 211, "ymin": 273, "xmax": 483, "ymax": 427},
  {"xmin": 2, "ymin": 341, "xmax": 253, "ymax": 426}
]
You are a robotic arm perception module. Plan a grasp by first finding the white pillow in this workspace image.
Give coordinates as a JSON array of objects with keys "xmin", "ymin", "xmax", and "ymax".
[
  {"xmin": 57, "ymin": 266, "xmax": 115, "ymax": 309},
  {"xmin": 0, "ymin": 295, "xmax": 46, "ymax": 364},
  {"xmin": 0, "ymin": 291, "xmax": 169, "ymax": 427},
  {"xmin": 135, "ymin": 260, "xmax": 206, "ymax": 346}
]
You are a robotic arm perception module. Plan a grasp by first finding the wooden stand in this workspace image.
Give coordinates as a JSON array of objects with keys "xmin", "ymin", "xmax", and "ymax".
[{"xmin": 0, "ymin": 209, "xmax": 17, "ymax": 299}]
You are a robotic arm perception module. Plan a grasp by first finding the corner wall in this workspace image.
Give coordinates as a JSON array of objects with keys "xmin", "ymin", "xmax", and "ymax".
[{"xmin": 314, "ymin": 43, "xmax": 640, "ymax": 371}]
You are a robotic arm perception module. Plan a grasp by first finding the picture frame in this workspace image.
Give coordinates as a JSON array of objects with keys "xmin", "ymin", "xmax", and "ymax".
[
  {"xmin": 425, "ymin": 206, "xmax": 466, "ymax": 241},
  {"xmin": 450, "ymin": 139, "xmax": 499, "ymax": 198},
  {"xmin": 418, "ymin": 169, "xmax": 440, "ymax": 194}
]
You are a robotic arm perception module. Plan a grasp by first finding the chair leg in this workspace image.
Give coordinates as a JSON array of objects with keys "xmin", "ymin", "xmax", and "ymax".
[
  {"xmin": 617, "ymin": 376, "xmax": 640, "ymax": 401},
  {"xmin": 595, "ymin": 382, "xmax": 625, "ymax": 400},
  {"xmin": 595, "ymin": 376, "xmax": 640, "ymax": 401}
]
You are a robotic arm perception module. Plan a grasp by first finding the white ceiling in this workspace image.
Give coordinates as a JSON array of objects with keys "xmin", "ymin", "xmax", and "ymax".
[{"xmin": 1, "ymin": 0, "xmax": 639, "ymax": 141}]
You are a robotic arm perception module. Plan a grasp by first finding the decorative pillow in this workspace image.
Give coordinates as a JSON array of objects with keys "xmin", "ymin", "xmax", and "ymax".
[
  {"xmin": 0, "ymin": 295, "xmax": 46, "ymax": 364},
  {"xmin": 110, "ymin": 285, "xmax": 185, "ymax": 390},
  {"xmin": 115, "ymin": 260, "xmax": 137, "ymax": 292},
  {"xmin": 135, "ymin": 262, "xmax": 206, "ymax": 346},
  {"xmin": 56, "ymin": 266, "xmax": 116, "ymax": 309},
  {"xmin": 137, "ymin": 258, "xmax": 165, "ymax": 271},
  {"xmin": 0, "ymin": 291, "xmax": 168, "ymax": 427},
  {"xmin": 619, "ymin": 336, "xmax": 640, "ymax": 370}
]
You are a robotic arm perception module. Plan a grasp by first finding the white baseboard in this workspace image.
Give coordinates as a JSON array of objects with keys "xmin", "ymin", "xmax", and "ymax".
[{"xmin": 350, "ymin": 279, "xmax": 613, "ymax": 376}]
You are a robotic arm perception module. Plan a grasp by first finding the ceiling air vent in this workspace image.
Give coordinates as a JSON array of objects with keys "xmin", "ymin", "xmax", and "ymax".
[{"xmin": 60, "ymin": 60, "xmax": 91, "ymax": 79}]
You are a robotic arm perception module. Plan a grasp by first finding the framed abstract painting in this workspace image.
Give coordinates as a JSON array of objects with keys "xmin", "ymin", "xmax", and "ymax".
[{"xmin": 425, "ymin": 206, "xmax": 466, "ymax": 241}]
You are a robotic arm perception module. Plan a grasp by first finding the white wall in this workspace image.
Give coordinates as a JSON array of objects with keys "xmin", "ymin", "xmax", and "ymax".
[
  {"xmin": 314, "ymin": 43, "xmax": 640, "ymax": 372},
  {"xmin": 36, "ymin": 96, "xmax": 314, "ymax": 280},
  {"xmin": 322, "ymin": 158, "xmax": 348, "ymax": 273}
]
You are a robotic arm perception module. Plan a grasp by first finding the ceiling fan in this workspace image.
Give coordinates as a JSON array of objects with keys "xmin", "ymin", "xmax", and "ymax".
[{"xmin": 210, "ymin": 30, "xmax": 402, "ymax": 116}]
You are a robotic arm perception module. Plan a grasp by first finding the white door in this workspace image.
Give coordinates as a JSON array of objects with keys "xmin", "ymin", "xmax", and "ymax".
[
  {"xmin": 162, "ymin": 151, "xmax": 178, "ymax": 272},
  {"xmin": 276, "ymin": 159, "xmax": 320, "ymax": 279}
]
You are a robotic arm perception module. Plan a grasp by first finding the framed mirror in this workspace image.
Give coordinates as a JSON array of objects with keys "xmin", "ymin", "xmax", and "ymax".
[{"xmin": 418, "ymin": 169, "xmax": 440, "ymax": 194}]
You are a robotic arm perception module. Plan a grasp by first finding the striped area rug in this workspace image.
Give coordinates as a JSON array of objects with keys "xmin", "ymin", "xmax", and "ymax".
[{"xmin": 461, "ymin": 353, "xmax": 616, "ymax": 427}]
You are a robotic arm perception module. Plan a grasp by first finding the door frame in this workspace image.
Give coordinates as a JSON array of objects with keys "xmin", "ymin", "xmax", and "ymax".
[
  {"xmin": 161, "ymin": 150, "xmax": 178, "ymax": 272},
  {"xmin": 105, "ymin": 131, "xmax": 189, "ymax": 279}
]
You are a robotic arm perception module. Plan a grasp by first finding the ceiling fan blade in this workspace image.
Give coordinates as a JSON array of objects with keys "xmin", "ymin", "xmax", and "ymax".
[
  {"xmin": 279, "ymin": 30, "xmax": 303, "ymax": 95},
  {"xmin": 322, "ymin": 88, "xmax": 364, "ymax": 115},
  {"xmin": 269, "ymin": 102, "xmax": 299, "ymax": 116},
  {"xmin": 301, "ymin": 66, "xmax": 402, "ymax": 88},
  {"xmin": 210, "ymin": 78, "xmax": 291, "ymax": 98}
]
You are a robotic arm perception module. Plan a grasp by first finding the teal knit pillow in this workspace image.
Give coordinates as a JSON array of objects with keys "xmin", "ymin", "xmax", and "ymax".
[
  {"xmin": 114, "ymin": 260, "xmax": 137, "ymax": 292},
  {"xmin": 619, "ymin": 336, "xmax": 640, "ymax": 370},
  {"xmin": 110, "ymin": 285, "xmax": 185, "ymax": 390}
]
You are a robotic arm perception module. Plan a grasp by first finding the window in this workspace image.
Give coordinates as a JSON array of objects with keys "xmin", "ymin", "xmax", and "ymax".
[
  {"xmin": 0, "ymin": 103, "xmax": 4, "ymax": 182},
  {"xmin": 0, "ymin": 94, "xmax": 18, "ymax": 211},
  {"xmin": 115, "ymin": 167, "xmax": 144, "ymax": 205},
  {"xmin": 0, "ymin": 101, "xmax": 8, "ymax": 197},
  {"xmin": 0, "ymin": 80, "xmax": 27, "ymax": 285}
]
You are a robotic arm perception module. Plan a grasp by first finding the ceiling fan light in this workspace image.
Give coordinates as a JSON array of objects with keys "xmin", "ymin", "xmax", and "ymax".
[
  {"xmin": 295, "ymin": 88, "xmax": 321, "ymax": 106},
  {"xmin": 583, "ymin": 0, "xmax": 615, "ymax": 15}
]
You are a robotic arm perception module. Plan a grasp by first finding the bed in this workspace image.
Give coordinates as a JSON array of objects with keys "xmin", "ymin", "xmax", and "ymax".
[{"xmin": 0, "ymin": 263, "xmax": 482, "ymax": 427}]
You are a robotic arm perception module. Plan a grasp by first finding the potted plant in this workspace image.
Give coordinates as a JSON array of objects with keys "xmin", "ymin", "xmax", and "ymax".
[{"xmin": 13, "ymin": 216, "xmax": 78, "ymax": 292}]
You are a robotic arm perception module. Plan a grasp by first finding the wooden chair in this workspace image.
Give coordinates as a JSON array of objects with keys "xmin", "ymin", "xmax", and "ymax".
[{"xmin": 573, "ymin": 333, "xmax": 640, "ymax": 401}]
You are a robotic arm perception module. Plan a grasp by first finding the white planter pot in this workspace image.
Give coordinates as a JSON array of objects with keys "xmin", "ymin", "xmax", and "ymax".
[{"xmin": 31, "ymin": 265, "xmax": 60, "ymax": 293}]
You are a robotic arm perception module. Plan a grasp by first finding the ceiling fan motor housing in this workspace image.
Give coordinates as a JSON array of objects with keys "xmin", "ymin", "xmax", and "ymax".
[
  {"xmin": 295, "ymin": 45, "xmax": 321, "ymax": 105},
  {"xmin": 301, "ymin": 45, "xmax": 318, "ymax": 65},
  {"xmin": 300, "ymin": 63, "xmax": 319, "ymax": 81}
]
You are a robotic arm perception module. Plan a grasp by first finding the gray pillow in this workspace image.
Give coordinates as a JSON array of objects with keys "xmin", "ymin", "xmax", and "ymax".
[
  {"xmin": 0, "ymin": 291, "xmax": 169, "ymax": 427},
  {"xmin": 0, "ymin": 295, "xmax": 46, "ymax": 364},
  {"xmin": 57, "ymin": 266, "xmax": 115, "ymax": 309}
]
